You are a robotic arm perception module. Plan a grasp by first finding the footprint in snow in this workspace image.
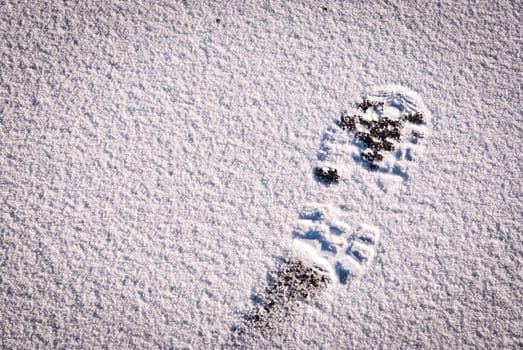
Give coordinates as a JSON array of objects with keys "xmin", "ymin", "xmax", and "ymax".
[
  {"xmin": 296, "ymin": 85, "xmax": 431, "ymax": 284},
  {"xmin": 233, "ymin": 86, "xmax": 431, "ymax": 343}
]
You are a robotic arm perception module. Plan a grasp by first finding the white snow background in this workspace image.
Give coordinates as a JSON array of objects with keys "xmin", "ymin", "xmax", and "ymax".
[{"xmin": 0, "ymin": 0, "xmax": 521, "ymax": 349}]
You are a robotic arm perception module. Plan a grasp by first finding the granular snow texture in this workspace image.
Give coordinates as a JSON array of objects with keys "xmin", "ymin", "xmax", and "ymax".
[{"xmin": 0, "ymin": 1, "xmax": 521, "ymax": 349}]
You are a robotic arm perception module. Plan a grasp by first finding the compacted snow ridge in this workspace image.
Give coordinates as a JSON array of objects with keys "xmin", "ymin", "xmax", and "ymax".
[{"xmin": 1, "ymin": 1, "xmax": 521, "ymax": 349}]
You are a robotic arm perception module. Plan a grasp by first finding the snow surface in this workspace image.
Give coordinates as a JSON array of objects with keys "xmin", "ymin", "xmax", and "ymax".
[{"xmin": 0, "ymin": 0, "xmax": 521, "ymax": 349}]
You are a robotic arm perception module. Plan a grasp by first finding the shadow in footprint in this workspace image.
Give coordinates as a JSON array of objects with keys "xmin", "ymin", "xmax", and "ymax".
[
  {"xmin": 293, "ymin": 230, "xmax": 338, "ymax": 254},
  {"xmin": 298, "ymin": 210, "xmax": 323, "ymax": 221},
  {"xmin": 350, "ymin": 154, "xmax": 410, "ymax": 181},
  {"xmin": 335, "ymin": 262, "xmax": 351, "ymax": 284}
]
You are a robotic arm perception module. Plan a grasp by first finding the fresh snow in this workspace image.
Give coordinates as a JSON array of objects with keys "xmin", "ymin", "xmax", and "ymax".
[{"xmin": 0, "ymin": 1, "xmax": 521, "ymax": 349}]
